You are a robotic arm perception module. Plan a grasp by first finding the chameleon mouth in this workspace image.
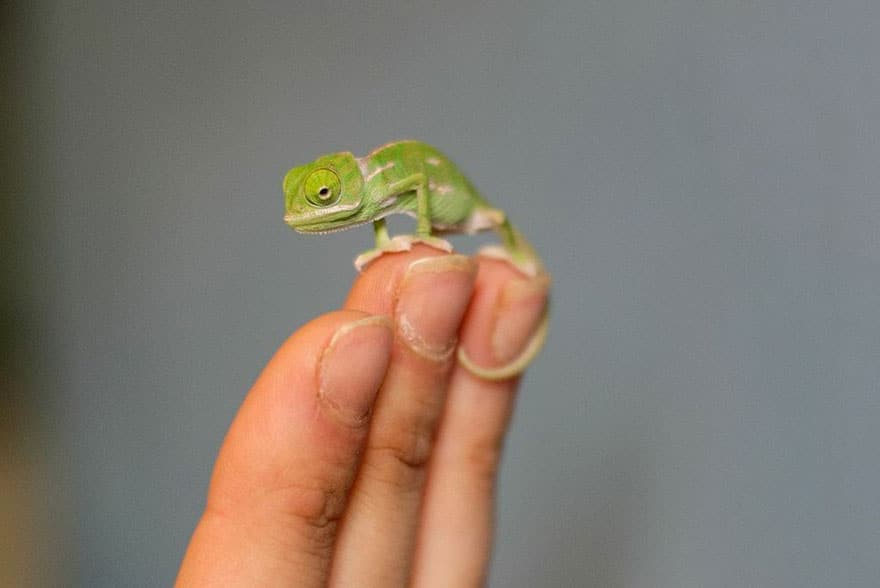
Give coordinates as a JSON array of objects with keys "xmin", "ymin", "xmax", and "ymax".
[
  {"xmin": 286, "ymin": 216, "xmax": 367, "ymax": 235},
  {"xmin": 284, "ymin": 201, "xmax": 362, "ymax": 229},
  {"xmin": 287, "ymin": 215, "xmax": 338, "ymax": 231},
  {"xmin": 288, "ymin": 217, "xmax": 375, "ymax": 235},
  {"xmin": 292, "ymin": 224, "xmax": 363, "ymax": 235}
]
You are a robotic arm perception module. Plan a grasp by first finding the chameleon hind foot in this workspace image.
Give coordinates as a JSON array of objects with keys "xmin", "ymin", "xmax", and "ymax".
[
  {"xmin": 478, "ymin": 244, "xmax": 542, "ymax": 278},
  {"xmin": 354, "ymin": 234, "xmax": 454, "ymax": 272}
]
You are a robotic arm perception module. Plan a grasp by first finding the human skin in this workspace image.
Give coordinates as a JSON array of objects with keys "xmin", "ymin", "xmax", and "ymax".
[{"xmin": 176, "ymin": 245, "xmax": 550, "ymax": 587}]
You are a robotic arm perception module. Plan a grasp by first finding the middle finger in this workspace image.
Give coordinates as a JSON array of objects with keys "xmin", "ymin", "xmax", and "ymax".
[{"xmin": 330, "ymin": 246, "xmax": 477, "ymax": 587}]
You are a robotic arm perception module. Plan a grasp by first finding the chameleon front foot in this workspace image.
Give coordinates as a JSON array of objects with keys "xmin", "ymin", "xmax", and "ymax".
[{"xmin": 354, "ymin": 235, "xmax": 454, "ymax": 272}]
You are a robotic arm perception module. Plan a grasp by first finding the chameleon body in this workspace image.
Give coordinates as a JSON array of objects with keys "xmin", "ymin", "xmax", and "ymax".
[{"xmin": 283, "ymin": 140, "xmax": 547, "ymax": 380}]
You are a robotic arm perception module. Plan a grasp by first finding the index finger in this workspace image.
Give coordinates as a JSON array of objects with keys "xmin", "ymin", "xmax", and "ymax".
[{"xmin": 176, "ymin": 310, "xmax": 393, "ymax": 587}]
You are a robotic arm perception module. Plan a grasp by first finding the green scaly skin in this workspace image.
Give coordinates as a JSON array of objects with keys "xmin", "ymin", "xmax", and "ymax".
[{"xmin": 283, "ymin": 140, "xmax": 547, "ymax": 380}]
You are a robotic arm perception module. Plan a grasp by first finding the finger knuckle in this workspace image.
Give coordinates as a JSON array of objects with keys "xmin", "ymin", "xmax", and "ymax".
[
  {"xmin": 464, "ymin": 434, "xmax": 504, "ymax": 483},
  {"xmin": 367, "ymin": 419, "xmax": 436, "ymax": 490},
  {"xmin": 208, "ymin": 473, "xmax": 347, "ymax": 549}
]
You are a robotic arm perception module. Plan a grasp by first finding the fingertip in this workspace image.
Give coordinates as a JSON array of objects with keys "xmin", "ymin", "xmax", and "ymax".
[
  {"xmin": 395, "ymin": 254, "xmax": 477, "ymax": 360},
  {"xmin": 458, "ymin": 257, "xmax": 551, "ymax": 374},
  {"xmin": 491, "ymin": 273, "xmax": 551, "ymax": 362},
  {"xmin": 344, "ymin": 244, "xmax": 461, "ymax": 315},
  {"xmin": 266, "ymin": 309, "xmax": 382, "ymax": 382},
  {"xmin": 318, "ymin": 315, "xmax": 393, "ymax": 425}
]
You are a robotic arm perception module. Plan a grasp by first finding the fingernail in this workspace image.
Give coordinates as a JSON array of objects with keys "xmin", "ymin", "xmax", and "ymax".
[
  {"xmin": 491, "ymin": 275, "xmax": 551, "ymax": 362},
  {"xmin": 319, "ymin": 316, "xmax": 393, "ymax": 423},
  {"xmin": 396, "ymin": 255, "xmax": 477, "ymax": 361}
]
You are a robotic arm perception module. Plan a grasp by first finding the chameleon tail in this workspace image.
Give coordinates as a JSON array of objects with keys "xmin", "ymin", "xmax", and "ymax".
[
  {"xmin": 458, "ymin": 218, "xmax": 549, "ymax": 381},
  {"xmin": 479, "ymin": 218, "xmax": 544, "ymax": 277}
]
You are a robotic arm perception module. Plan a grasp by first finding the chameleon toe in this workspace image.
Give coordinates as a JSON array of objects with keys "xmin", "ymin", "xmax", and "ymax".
[
  {"xmin": 354, "ymin": 235, "xmax": 455, "ymax": 272},
  {"xmin": 354, "ymin": 240, "xmax": 411, "ymax": 271},
  {"xmin": 410, "ymin": 235, "xmax": 453, "ymax": 253}
]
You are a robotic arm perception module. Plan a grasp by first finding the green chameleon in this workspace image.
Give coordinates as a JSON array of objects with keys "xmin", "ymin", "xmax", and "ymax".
[{"xmin": 283, "ymin": 139, "xmax": 547, "ymax": 380}]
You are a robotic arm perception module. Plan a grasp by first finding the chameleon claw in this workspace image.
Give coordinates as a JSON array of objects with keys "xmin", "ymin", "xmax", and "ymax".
[
  {"xmin": 354, "ymin": 235, "xmax": 454, "ymax": 272},
  {"xmin": 456, "ymin": 307, "xmax": 549, "ymax": 381}
]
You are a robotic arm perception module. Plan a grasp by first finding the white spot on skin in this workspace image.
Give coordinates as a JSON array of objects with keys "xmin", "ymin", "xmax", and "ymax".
[
  {"xmin": 356, "ymin": 157, "xmax": 370, "ymax": 177},
  {"xmin": 425, "ymin": 157, "xmax": 442, "ymax": 166},
  {"xmin": 463, "ymin": 208, "xmax": 504, "ymax": 233},
  {"xmin": 432, "ymin": 183, "xmax": 454, "ymax": 195},
  {"xmin": 365, "ymin": 161, "xmax": 395, "ymax": 182}
]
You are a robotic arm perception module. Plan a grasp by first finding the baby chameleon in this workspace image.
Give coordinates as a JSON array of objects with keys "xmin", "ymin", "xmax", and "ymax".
[{"xmin": 283, "ymin": 139, "xmax": 547, "ymax": 380}]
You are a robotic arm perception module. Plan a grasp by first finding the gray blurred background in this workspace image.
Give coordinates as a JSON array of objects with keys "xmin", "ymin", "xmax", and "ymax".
[{"xmin": 4, "ymin": 1, "xmax": 880, "ymax": 586}]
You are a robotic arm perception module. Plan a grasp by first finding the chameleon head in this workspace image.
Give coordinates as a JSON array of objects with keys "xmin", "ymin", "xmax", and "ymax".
[{"xmin": 283, "ymin": 151, "xmax": 365, "ymax": 233}]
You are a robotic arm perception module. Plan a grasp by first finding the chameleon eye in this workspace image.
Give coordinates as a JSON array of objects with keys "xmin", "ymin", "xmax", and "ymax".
[{"xmin": 304, "ymin": 168, "xmax": 342, "ymax": 207}]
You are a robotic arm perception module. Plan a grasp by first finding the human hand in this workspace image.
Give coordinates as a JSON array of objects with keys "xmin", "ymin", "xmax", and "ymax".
[{"xmin": 176, "ymin": 246, "xmax": 550, "ymax": 587}]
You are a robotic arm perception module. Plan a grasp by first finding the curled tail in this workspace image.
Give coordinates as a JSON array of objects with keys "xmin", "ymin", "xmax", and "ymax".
[{"xmin": 458, "ymin": 216, "xmax": 549, "ymax": 381}]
